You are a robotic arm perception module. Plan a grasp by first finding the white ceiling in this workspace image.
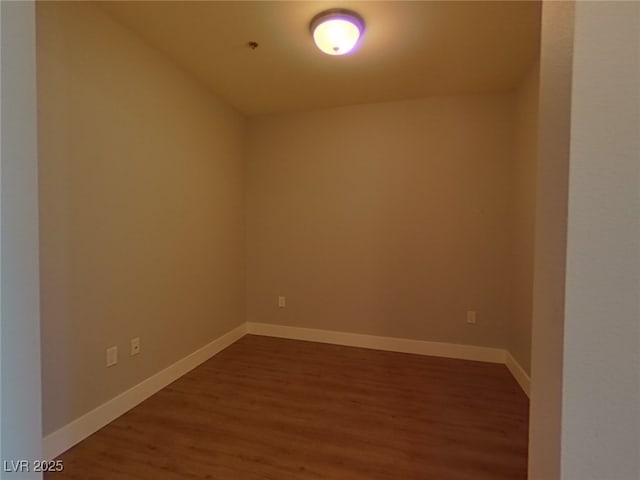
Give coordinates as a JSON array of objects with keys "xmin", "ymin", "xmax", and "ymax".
[{"xmin": 98, "ymin": 1, "xmax": 541, "ymax": 116}]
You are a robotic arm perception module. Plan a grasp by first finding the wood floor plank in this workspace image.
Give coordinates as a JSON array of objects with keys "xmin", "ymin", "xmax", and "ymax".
[{"xmin": 45, "ymin": 335, "xmax": 529, "ymax": 480}]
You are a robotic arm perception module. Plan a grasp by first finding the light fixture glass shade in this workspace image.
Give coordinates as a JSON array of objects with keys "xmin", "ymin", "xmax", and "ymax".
[{"xmin": 310, "ymin": 10, "xmax": 364, "ymax": 56}]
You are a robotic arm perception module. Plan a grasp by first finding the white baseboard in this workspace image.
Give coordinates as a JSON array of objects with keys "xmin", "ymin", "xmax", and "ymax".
[
  {"xmin": 44, "ymin": 321, "xmax": 529, "ymax": 459},
  {"xmin": 504, "ymin": 351, "xmax": 531, "ymax": 397},
  {"xmin": 42, "ymin": 323, "xmax": 247, "ymax": 460},
  {"xmin": 247, "ymin": 323, "xmax": 530, "ymax": 397},
  {"xmin": 246, "ymin": 322, "xmax": 505, "ymax": 364}
]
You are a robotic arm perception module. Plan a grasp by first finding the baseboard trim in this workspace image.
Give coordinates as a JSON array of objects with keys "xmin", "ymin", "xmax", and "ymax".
[
  {"xmin": 42, "ymin": 323, "xmax": 247, "ymax": 460},
  {"xmin": 44, "ymin": 322, "xmax": 529, "ymax": 459},
  {"xmin": 246, "ymin": 322, "xmax": 505, "ymax": 364},
  {"xmin": 504, "ymin": 351, "xmax": 531, "ymax": 397}
]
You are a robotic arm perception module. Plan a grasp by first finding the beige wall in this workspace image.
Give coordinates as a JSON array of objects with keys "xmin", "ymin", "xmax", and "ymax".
[
  {"xmin": 561, "ymin": 2, "xmax": 639, "ymax": 478},
  {"xmin": 529, "ymin": 2, "xmax": 640, "ymax": 478},
  {"xmin": 246, "ymin": 95, "xmax": 515, "ymax": 348},
  {"xmin": 510, "ymin": 62, "xmax": 539, "ymax": 375},
  {"xmin": 37, "ymin": 2, "xmax": 246, "ymax": 435},
  {"xmin": 528, "ymin": 2, "xmax": 574, "ymax": 478},
  {"xmin": 1, "ymin": 0, "xmax": 43, "ymax": 470}
]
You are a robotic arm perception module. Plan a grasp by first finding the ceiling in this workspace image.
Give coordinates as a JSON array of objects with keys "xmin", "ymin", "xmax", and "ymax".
[{"xmin": 98, "ymin": 1, "xmax": 541, "ymax": 116}]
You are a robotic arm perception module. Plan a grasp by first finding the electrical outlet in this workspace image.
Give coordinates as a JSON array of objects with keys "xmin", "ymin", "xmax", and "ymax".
[
  {"xmin": 106, "ymin": 346, "xmax": 118, "ymax": 367},
  {"xmin": 130, "ymin": 337, "xmax": 140, "ymax": 356},
  {"xmin": 278, "ymin": 296, "xmax": 286, "ymax": 308},
  {"xmin": 466, "ymin": 310, "xmax": 477, "ymax": 324}
]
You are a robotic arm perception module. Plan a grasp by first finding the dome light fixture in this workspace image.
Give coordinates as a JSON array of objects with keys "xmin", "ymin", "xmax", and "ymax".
[{"xmin": 310, "ymin": 9, "xmax": 365, "ymax": 56}]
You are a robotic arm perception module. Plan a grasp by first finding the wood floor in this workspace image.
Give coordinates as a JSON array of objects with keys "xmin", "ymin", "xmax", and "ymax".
[{"xmin": 45, "ymin": 335, "xmax": 529, "ymax": 480}]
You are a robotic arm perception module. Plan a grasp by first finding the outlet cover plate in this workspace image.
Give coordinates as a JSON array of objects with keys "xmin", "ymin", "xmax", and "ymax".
[{"xmin": 106, "ymin": 346, "xmax": 118, "ymax": 367}]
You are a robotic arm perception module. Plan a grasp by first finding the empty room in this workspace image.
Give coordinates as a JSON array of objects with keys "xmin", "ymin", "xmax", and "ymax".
[{"xmin": 2, "ymin": 1, "xmax": 639, "ymax": 480}]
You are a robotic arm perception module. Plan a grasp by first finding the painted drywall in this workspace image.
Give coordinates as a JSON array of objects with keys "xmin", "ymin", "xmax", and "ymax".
[
  {"xmin": 528, "ymin": 2, "xmax": 574, "ymax": 478},
  {"xmin": 1, "ymin": 0, "xmax": 43, "ymax": 476},
  {"xmin": 1, "ymin": 0, "xmax": 3, "ymax": 465},
  {"xmin": 246, "ymin": 95, "xmax": 515, "ymax": 349},
  {"xmin": 561, "ymin": 3, "xmax": 639, "ymax": 478},
  {"xmin": 510, "ymin": 61, "xmax": 539, "ymax": 376},
  {"xmin": 37, "ymin": 2, "xmax": 246, "ymax": 435}
]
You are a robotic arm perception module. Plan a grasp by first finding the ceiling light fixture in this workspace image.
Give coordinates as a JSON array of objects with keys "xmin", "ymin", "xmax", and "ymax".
[{"xmin": 310, "ymin": 9, "xmax": 365, "ymax": 56}]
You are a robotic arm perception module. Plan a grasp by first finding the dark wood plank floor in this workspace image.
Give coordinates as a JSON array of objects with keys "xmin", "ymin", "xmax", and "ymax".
[{"xmin": 45, "ymin": 335, "xmax": 529, "ymax": 480}]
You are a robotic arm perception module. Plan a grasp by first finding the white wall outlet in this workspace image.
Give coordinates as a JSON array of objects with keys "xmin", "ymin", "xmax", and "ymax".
[
  {"xmin": 106, "ymin": 346, "xmax": 118, "ymax": 367},
  {"xmin": 130, "ymin": 337, "xmax": 140, "ymax": 356},
  {"xmin": 466, "ymin": 310, "xmax": 477, "ymax": 324},
  {"xmin": 278, "ymin": 296, "xmax": 286, "ymax": 308}
]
